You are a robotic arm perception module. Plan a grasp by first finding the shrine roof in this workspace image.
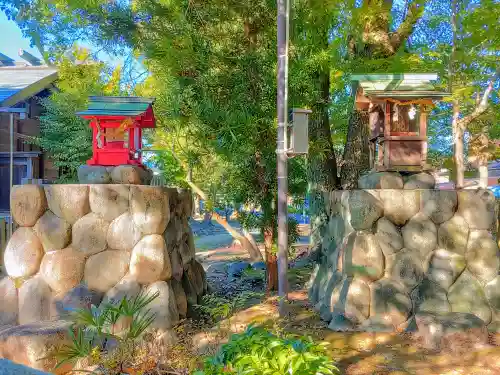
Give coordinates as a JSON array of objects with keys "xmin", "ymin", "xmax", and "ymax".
[
  {"xmin": 351, "ymin": 73, "xmax": 449, "ymax": 99},
  {"xmin": 76, "ymin": 96, "xmax": 155, "ymax": 117}
]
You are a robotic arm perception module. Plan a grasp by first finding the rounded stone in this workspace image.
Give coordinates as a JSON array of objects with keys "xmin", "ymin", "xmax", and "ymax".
[
  {"xmin": 107, "ymin": 212, "xmax": 142, "ymax": 251},
  {"xmin": 130, "ymin": 234, "xmax": 167, "ymax": 284},
  {"xmin": 370, "ymin": 278, "xmax": 412, "ymax": 327},
  {"xmin": 171, "ymin": 279, "xmax": 188, "ymax": 318},
  {"xmin": 40, "ymin": 248, "xmax": 85, "ymax": 294},
  {"xmin": 83, "ymin": 250, "xmax": 130, "ymax": 292},
  {"xmin": 485, "ymin": 276, "xmax": 500, "ymax": 312},
  {"xmin": 403, "ymin": 172, "xmax": 435, "ymax": 190},
  {"xmin": 308, "ymin": 263, "xmax": 329, "ymax": 305},
  {"xmin": 4, "ymin": 227, "xmax": 43, "ymax": 278},
  {"xmin": 347, "ymin": 190, "xmax": 383, "ymax": 230},
  {"xmin": 144, "ymin": 281, "xmax": 179, "ymax": 330},
  {"xmin": 389, "ymin": 248, "xmax": 424, "ymax": 290},
  {"xmin": 110, "ymin": 165, "xmax": 142, "ymax": 184},
  {"xmin": 466, "ymin": 230, "xmax": 500, "ymax": 284},
  {"xmin": 437, "ymin": 214, "xmax": 469, "ymax": 255},
  {"xmin": 319, "ymin": 273, "xmax": 342, "ymax": 313},
  {"xmin": 0, "ymin": 277, "xmax": 18, "ymax": 326},
  {"xmin": 184, "ymin": 261, "xmax": 204, "ymax": 296},
  {"xmin": 77, "ymin": 165, "xmax": 111, "ymax": 184},
  {"xmin": 178, "ymin": 190, "xmax": 193, "ymax": 218},
  {"xmin": 427, "ymin": 249, "xmax": 466, "ymax": 291},
  {"xmin": 72, "ymin": 213, "xmax": 110, "ymax": 256},
  {"xmin": 166, "ymin": 248, "xmax": 182, "ymax": 281},
  {"xmin": 18, "ymin": 276, "xmax": 52, "ymax": 325},
  {"xmin": 33, "ymin": 211, "xmax": 71, "ymax": 252},
  {"xmin": 411, "ymin": 278, "xmax": 450, "ymax": 314},
  {"xmin": 328, "ymin": 216, "xmax": 346, "ymax": 248},
  {"xmin": 329, "ymin": 277, "xmax": 370, "ymax": 324},
  {"xmin": 10, "ymin": 185, "xmax": 47, "ymax": 227},
  {"xmin": 421, "ymin": 190, "xmax": 458, "ymax": 224},
  {"xmin": 358, "ymin": 171, "xmax": 404, "ymax": 189},
  {"xmin": 375, "ymin": 217, "xmax": 403, "ymax": 257},
  {"xmin": 130, "ymin": 186, "xmax": 170, "ymax": 235},
  {"xmin": 402, "ymin": 213, "xmax": 437, "ymax": 258},
  {"xmin": 101, "ymin": 274, "xmax": 140, "ymax": 306},
  {"xmin": 163, "ymin": 216, "xmax": 183, "ymax": 250},
  {"xmin": 89, "ymin": 185, "xmax": 129, "ymax": 221},
  {"xmin": 178, "ymin": 239, "xmax": 195, "ymax": 267},
  {"xmin": 448, "ymin": 269, "xmax": 492, "ymax": 324},
  {"xmin": 52, "ymin": 284, "xmax": 103, "ymax": 317},
  {"xmin": 44, "ymin": 185, "xmax": 90, "ymax": 225},
  {"xmin": 380, "ymin": 190, "xmax": 420, "ymax": 226},
  {"xmin": 457, "ymin": 189, "xmax": 496, "ymax": 230},
  {"xmin": 343, "ymin": 232, "xmax": 385, "ymax": 281}
]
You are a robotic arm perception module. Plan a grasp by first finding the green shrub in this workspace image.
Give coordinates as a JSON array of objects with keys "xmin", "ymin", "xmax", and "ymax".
[
  {"xmin": 52, "ymin": 290, "xmax": 159, "ymax": 372},
  {"xmin": 195, "ymin": 292, "xmax": 265, "ymax": 323},
  {"xmin": 195, "ymin": 324, "xmax": 339, "ymax": 375}
]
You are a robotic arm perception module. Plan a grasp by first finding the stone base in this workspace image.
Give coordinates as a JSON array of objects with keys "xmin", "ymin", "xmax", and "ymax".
[
  {"xmin": 78, "ymin": 164, "xmax": 153, "ymax": 185},
  {"xmin": 414, "ymin": 312, "xmax": 489, "ymax": 353},
  {"xmin": 358, "ymin": 170, "xmax": 436, "ymax": 189},
  {"xmin": 311, "ymin": 188, "xmax": 500, "ymax": 334},
  {"xmin": 1, "ymin": 184, "xmax": 203, "ymax": 371}
]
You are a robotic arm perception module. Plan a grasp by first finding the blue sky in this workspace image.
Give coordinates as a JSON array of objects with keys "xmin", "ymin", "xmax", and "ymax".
[
  {"xmin": 0, "ymin": 12, "xmax": 122, "ymax": 65},
  {"xmin": 0, "ymin": 12, "xmax": 43, "ymax": 61}
]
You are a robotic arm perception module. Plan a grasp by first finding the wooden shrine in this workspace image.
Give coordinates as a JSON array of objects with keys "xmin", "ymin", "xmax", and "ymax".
[
  {"xmin": 76, "ymin": 96, "xmax": 155, "ymax": 166},
  {"xmin": 352, "ymin": 74, "xmax": 448, "ymax": 172}
]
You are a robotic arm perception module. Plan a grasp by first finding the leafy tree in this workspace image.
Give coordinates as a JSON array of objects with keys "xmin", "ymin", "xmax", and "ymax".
[{"xmin": 32, "ymin": 49, "xmax": 121, "ymax": 182}]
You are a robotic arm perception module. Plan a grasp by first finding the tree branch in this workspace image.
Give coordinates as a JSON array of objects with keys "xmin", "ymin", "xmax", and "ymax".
[
  {"xmin": 390, "ymin": 0, "xmax": 426, "ymax": 50},
  {"xmin": 457, "ymin": 68, "xmax": 500, "ymax": 128}
]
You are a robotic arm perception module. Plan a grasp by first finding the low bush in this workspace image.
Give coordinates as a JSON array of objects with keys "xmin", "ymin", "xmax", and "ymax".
[
  {"xmin": 52, "ymin": 290, "xmax": 159, "ymax": 373},
  {"xmin": 195, "ymin": 324, "xmax": 339, "ymax": 375}
]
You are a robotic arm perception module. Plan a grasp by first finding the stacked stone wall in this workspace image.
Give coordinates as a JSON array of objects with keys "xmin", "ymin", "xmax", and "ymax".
[
  {"xmin": 0, "ymin": 184, "xmax": 205, "ymax": 370},
  {"xmin": 309, "ymin": 187, "xmax": 500, "ymax": 332}
]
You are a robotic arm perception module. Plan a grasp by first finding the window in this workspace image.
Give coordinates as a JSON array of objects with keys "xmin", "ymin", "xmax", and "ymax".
[{"xmin": 390, "ymin": 103, "xmax": 419, "ymax": 135}]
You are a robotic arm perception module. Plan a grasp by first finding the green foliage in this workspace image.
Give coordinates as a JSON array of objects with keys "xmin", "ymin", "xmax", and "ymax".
[
  {"xmin": 30, "ymin": 49, "xmax": 123, "ymax": 182},
  {"xmin": 195, "ymin": 292, "xmax": 265, "ymax": 323},
  {"xmin": 195, "ymin": 324, "xmax": 338, "ymax": 375},
  {"xmin": 238, "ymin": 212, "xmax": 300, "ymax": 251},
  {"xmin": 52, "ymin": 290, "xmax": 159, "ymax": 370}
]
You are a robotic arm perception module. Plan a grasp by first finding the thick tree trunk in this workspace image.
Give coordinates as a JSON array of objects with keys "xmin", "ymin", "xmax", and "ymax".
[
  {"xmin": 264, "ymin": 225, "xmax": 278, "ymax": 292},
  {"xmin": 340, "ymin": 110, "xmax": 371, "ymax": 189},
  {"xmin": 479, "ymin": 161, "xmax": 488, "ymax": 188},
  {"xmin": 452, "ymin": 101, "xmax": 465, "ymax": 189},
  {"xmin": 307, "ymin": 70, "xmax": 338, "ymax": 257}
]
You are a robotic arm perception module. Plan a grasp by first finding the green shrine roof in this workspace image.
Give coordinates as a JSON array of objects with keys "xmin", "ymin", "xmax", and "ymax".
[
  {"xmin": 351, "ymin": 73, "xmax": 449, "ymax": 99},
  {"xmin": 76, "ymin": 96, "xmax": 155, "ymax": 117}
]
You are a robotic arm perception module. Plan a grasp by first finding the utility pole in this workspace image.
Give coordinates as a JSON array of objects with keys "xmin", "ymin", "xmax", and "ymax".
[{"xmin": 276, "ymin": 0, "xmax": 289, "ymax": 316}]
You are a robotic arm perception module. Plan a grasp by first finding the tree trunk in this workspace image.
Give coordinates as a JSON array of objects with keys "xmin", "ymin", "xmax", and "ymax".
[
  {"xmin": 340, "ymin": 110, "xmax": 371, "ymax": 189},
  {"xmin": 264, "ymin": 225, "xmax": 278, "ymax": 292},
  {"xmin": 452, "ymin": 101, "xmax": 465, "ymax": 189},
  {"xmin": 307, "ymin": 70, "xmax": 338, "ymax": 257},
  {"xmin": 478, "ymin": 161, "xmax": 488, "ymax": 188}
]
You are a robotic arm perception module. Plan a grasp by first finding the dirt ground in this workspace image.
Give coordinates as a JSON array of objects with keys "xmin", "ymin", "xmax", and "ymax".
[{"xmin": 191, "ymin": 238, "xmax": 500, "ymax": 374}]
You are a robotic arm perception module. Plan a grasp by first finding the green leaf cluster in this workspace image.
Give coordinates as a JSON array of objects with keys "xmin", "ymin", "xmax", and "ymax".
[
  {"xmin": 52, "ymin": 290, "xmax": 159, "ymax": 371},
  {"xmin": 195, "ymin": 324, "xmax": 338, "ymax": 375}
]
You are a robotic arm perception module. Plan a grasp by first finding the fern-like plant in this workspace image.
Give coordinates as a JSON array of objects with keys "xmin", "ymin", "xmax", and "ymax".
[{"xmin": 52, "ymin": 290, "xmax": 160, "ymax": 372}]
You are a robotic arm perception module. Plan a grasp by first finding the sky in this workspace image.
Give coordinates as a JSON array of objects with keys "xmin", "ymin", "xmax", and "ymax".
[
  {"xmin": 0, "ymin": 12, "xmax": 122, "ymax": 65},
  {"xmin": 0, "ymin": 12, "xmax": 43, "ymax": 61}
]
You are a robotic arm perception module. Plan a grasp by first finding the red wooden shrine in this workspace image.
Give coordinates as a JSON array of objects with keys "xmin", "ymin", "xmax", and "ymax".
[{"xmin": 77, "ymin": 96, "xmax": 155, "ymax": 166}]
